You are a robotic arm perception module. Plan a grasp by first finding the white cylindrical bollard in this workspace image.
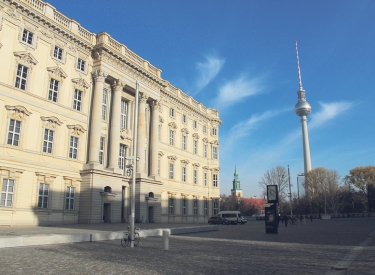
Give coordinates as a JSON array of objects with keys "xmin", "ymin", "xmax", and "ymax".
[{"xmin": 163, "ymin": 230, "xmax": 169, "ymax": 250}]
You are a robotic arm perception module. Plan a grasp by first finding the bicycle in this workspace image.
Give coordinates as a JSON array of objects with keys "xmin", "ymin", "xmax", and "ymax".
[{"xmin": 121, "ymin": 226, "xmax": 140, "ymax": 247}]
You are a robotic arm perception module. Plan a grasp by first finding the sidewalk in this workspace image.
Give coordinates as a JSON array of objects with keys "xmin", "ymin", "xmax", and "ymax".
[{"xmin": 0, "ymin": 222, "xmax": 217, "ymax": 249}]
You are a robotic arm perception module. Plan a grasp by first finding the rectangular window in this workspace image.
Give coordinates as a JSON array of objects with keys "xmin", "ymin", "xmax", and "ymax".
[
  {"xmin": 169, "ymin": 163, "xmax": 174, "ymax": 179},
  {"xmin": 120, "ymin": 100, "xmax": 128, "ymax": 129},
  {"xmin": 204, "ymin": 200, "xmax": 208, "ymax": 216},
  {"xmin": 48, "ymin": 78, "xmax": 59, "ymax": 102},
  {"xmin": 77, "ymin": 58, "xmax": 85, "ymax": 72},
  {"xmin": 65, "ymin": 186, "xmax": 75, "ymax": 210},
  {"xmin": 182, "ymin": 135, "xmax": 186, "ymax": 150},
  {"xmin": 169, "ymin": 198, "xmax": 174, "ymax": 214},
  {"xmin": 22, "ymin": 29, "xmax": 33, "ymax": 45},
  {"xmin": 102, "ymin": 89, "xmax": 108, "ymax": 121},
  {"xmin": 7, "ymin": 119, "xmax": 21, "ymax": 146},
  {"xmin": 182, "ymin": 167, "xmax": 186, "ymax": 182},
  {"xmin": 69, "ymin": 136, "xmax": 79, "ymax": 159},
  {"xmin": 194, "ymin": 200, "xmax": 198, "ymax": 215},
  {"xmin": 182, "ymin": 114, "xmax": 186, "ymax": 124},
  {"xmin": 118, "ymin": 144, "xmax": 126, "ymax": 169},
  {"xmin": 99, "ymin": 137, "xmax": 105, "ymax": 165},
  {"xmin": 204, "ymin": 145, "xmax": 207, "ymax": 158},
  {"xmin": 170, "ymin": 108, "xmax": 174, "ymax": 117},
  {"xmin": 15, "ymin": 64, "xmax": 28, "ymax": 90},
  {"xmin": 53, "ymin": 46, "xmax": 63, "ymax": 60},
  {"xmin": 213, "ymin": 174, "xmax": 218, "ymax": 187},
  {"xmin": 1, "ymin": 179, "xmax": 14, "ymax": 207},
  {"xmin": 169, "ymin": 130, "xmax": 174, "ymax": 146},
  {"xmin": 193, "ymin": 120, "xmax": 197, "ymax": 129},
  {"xmin": 193, "ymin": 140, "xmax": 197, "ymax": 154},
  {"xmin": 214, "ymin": 201, "xmax": 219, "ymax": 215},
  {"xmin": 38, "ymin": 183, "xmax": 49, "ymax": 209},
  {"xmin": 204, "ymin": 172, "xmax": 207, "ymax": 186},
  {"xmin": 182, "ymin": 198, "xmax": 186, "ymax": 215},
  {"xmin": 194, "ymin": 170, "xmax": 197, "ymax": 184},
  {"xmin": 203, "ymin": 126, "xmax": 207, "ymax": 134},
  {"xmin": 212, "ymin": 146, "xmax": 218, "ymax": 159},
  {"xmin": 43, "ymin": 129, "xmax": 54, "ymax": 154},
  {"xmin": 212, "ymin": 128, "xmax": 217, "ymax": 136},
  {"xmin": 73, "ymin": 89, "xmax": 82, "ymax": 111}
]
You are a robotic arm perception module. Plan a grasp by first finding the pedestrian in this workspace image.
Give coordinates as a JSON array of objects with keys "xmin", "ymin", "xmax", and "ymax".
[
  {"xmin": 278, "ymin": 214, "xmax": 281, "ymax": 227},
  {"xmin": 284, "ymin": 215, "xmax": 288, "ymax": 227},
  {"xmin": 299, "ymin": 215, "xmax": 303, "ymax": 223},
  {"xmin": 310, "ymin": 215, "xmax": 313, "ymax": 222}
]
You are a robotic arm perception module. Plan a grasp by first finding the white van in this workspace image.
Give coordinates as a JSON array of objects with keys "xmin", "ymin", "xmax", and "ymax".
[{"xmin": 217, "ymin": 211, "xmax": 242, "ymax": 225}]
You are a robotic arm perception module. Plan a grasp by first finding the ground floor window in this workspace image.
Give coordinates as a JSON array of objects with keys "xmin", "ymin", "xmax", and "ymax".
[
  {"xmin": 1, "ymin": 179, "xmax": 14, "ymax": 207},
  {"xmin": 38, "ymin": 183, "xmax": 49, "ymax": 209},
  {"xmin": 66, "ymin": 186, "xmax": 75, "ymax": 210},
  {"xmin": 169, "ymin": 198, "xmax": 174, "ymax": 214},
  {"xmin": 213, "ymin": 201, "xmax": 219, "ymax": 215}
]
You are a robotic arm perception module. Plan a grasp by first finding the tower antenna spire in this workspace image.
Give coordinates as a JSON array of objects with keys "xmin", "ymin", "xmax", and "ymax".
[{"xmin": 295, "ymin": 40, "xmax": 303, "ymax": 90}]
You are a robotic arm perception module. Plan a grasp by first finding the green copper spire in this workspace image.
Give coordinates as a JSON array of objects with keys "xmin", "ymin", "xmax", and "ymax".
[{"xmin": 232, "ymin": 165, "xmax": 241, "ymax": 191}]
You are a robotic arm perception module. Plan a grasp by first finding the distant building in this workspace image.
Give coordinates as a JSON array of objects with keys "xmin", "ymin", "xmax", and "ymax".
[
  {"xmin": 242, "ymin": 198, "xmax": 266, "ymax": 215},
  {"xmin": 231, "ymin": 166, "xmax": 243, "ymax": 198}
]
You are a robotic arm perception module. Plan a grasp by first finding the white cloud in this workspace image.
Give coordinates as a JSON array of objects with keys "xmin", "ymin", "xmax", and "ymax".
[
  {"xmin": 194, "ymin": 55, "xmax": 225, "ymax": 94},
  {"xmin": 213, "ymin": 75, "xmax": 264, "ymax": 109},
  {"xmin": 309, "ymin": 101, "xmax": 354, "ymax": 129}
]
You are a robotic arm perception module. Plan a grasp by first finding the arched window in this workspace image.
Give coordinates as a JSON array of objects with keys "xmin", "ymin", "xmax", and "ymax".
[
  {"xmin": 148, "ymin": 192, "xmax": 154, "ymax": 198},
  {"xmin": 104, "ymin": 186, "xmax": 112, "ymax": 193}
]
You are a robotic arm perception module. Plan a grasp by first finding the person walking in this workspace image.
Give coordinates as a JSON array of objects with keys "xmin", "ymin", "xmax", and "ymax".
[
  {"xmin": 299, "ymin": 215, "xmax": 303, "ymax": 223},
  {"xmin": 284, "ymin": 215, "xmax": 288, "ymax": 227},
  {"xmin": 310, "ymin": 215, "xmax": 313, "ymax": 222}
]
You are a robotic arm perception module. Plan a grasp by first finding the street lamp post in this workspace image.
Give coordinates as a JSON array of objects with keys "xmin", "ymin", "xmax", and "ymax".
[{"xmin": 288, "ymin": 165, "xmax": 293, "ymax": 216}]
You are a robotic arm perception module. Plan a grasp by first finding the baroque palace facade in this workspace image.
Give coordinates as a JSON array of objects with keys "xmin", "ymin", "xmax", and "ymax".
[{"xmin": 0, "ymin": 0, "xmax": 221, "ymax": 225}]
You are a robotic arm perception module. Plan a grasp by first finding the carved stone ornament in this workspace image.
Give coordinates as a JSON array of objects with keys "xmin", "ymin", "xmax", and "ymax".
[
  {"xmin": 180, "ymin": 159, "xmax": 190, "ymax": 166},
  {"xmin": 159, "ymin": 115, "xmax": 164, "ymax": 123},
  {"xmin": 192, "ymin": 133, "xmax": 200, "ymax": 140},
  {"xmin": 5, "ymin": 105, "xmax": 32, "ymax": 119},
  {"xmin": 168, "ymin": 122, "xmax": 178, "ymax": 130},
  {"xmin": 92, "ymin": 50, "xmax": 101, "ymax": 60},
  {"xmin": 47, "ymin": 66, "xmax": 67, "ymax": 79},
  {"xmin": 112, "ymin": 79, "xmax": 125, "ymax": 90},
  {"xmin": 4, "ymin": 8, "xmax": 21, "ymax": 21},
  {"xmin": 67, "ymin": 44, "xmax": 77, "ymax": 54},
  {"xmin": 210, "ymin": 140, "xmax": 219, "ymax": 145},
  {"xmin": 41, "ymin": 116, "xmax": 63, "ymax": 128},
  {"xmin": 72, "ymin": 78, "xmax": 90, "ymax": 89},
  {"xmin": 38, "ymin": 27, "xmax": 54, "ymax": 40},
  {"xmin": 35, "ymin": 172, "xmax": 57, "ymax": 184},
  {"xmin": 202, "ymin": 137, "xmax": 209, "ymax": 143},
  {"xmin": 14, "ymin": 51, "xmax": 38, "ymax": 67},
  {"xmin": 167, "ymin": 155, "xmax": 177, "ymax": 162},
  {"xmin": 192, "ymin": 163, "xmax": 200, "ymax": 168},
  {"xmin": 0, "ymin": 43, "xmax": 2, "ymax": 49},
  {"xmin": 92, "ymin": 69, "xmax": 108, "ymax": 82},
  {"xmin": 203, "ymin": 166, "xmax": 209, "ymax": 171},
  {"xmin": 211, "ymin": 167, "xmax": 220, "ymax": 173},
  {"xmin": 151, "ymin": 100, "xmax": 159, "ymax": 110},
  {"xmin": 158, "ymin": 151, "xmax": 164, "ymax": 158},
  {"xmin": 67, "ymin": 124, "xmax": 86, "ymax": 135},
  {"xmin": 139, "ymin": 92, "xmax": 149, "ymax": 102},
  {"xmin": 120, "ymin": 129, "xmax": 132, "ymax": 141},
  {"xmin": 181, "ymin": 128, "xmax": 189, "ymax": 134}
]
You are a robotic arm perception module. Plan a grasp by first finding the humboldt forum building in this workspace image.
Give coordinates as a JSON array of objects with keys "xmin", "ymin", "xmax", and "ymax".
[{"xmin": 0, "ymin": 0, "xmax": 221, "ymax": 225}]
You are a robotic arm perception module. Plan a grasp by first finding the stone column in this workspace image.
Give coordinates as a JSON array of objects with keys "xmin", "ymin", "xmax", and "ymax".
[
  {"xmin": 150, "ymin": 100, "xmax": 159, "ymax": 178},
  {"xmin": 136, "ymin": 92, "xmax": 147, "ymax": 174},
  {"xmin": 88, "ymin": 69, "xmax": 107, "ymax": 166},
  {"xmin": 108, "ymin": 80, "xmax": 124, "ymax": 173}
]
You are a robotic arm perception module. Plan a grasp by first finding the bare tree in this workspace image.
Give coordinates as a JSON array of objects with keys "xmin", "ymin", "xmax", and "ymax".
[{"xmin": 258, "ymin": 166, "xmax": 289, "ymax": 202}]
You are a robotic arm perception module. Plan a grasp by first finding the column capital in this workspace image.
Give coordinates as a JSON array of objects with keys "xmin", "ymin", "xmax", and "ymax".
[
  {"xmin": 151, "ymin": 100, "xmax": 159, "ymax": 110},
  {"xmin": 112, "ymin": 79, "xmax": 125, "ymax": 91},
  {"xmin": 92, "ymin": 69, "xmax": 108, "ymax": 82},
  {"xmin": 139, "ymin": 92, "xmax": 149, "ymax": 103}
]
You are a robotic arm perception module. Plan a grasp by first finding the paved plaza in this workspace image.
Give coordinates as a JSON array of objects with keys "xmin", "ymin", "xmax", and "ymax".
[{"xmin": 0, "ymin": 218, "xmax": 374, "ymax": 274}]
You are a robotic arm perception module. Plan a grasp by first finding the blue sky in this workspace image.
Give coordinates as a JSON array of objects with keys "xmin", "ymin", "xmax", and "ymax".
[{"xmin": 47, "ymin": 0, "xmax": 375, "ymax": 197}]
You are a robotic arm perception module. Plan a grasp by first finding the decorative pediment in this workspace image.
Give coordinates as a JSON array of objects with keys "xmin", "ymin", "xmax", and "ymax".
[
  {"xmin": 192, "ymin": 133, "xmax": 200, "ymax": 140},
  {"xmin": 168, "ymin": 122, "xmax": 178, "ymax": 130},
  {"xmin": 192, "ymin": 163, "xmax": 200, "ymax": 169},
  {"xmin": 167, "ymin": 155, "xmax": 177, "ymax": 162},
  {"xmin": 72, "ymin": 78, "xmax": 90, "ymax": 89},
  {"xmin": 41, "ymin": 116, "xmax": 63, "ymax": 128},
  {"xmin": 14, "ymin": 51, "xmax": 38, "ymax": 67},
  {"xmin": 159, "ymin": 116, "xmax": 164, "ymax": 123},
  {"xmin": 180, "ymin": 159, "xmax": 190, "ymax": 166},
  {"xmin": 4, "ymin": 8, "xmax": 21, "ymax": 21},
  {"xmin": 158, "ymin": 151, "xmax": 164, "ymax": 158},
  {"xmin": 202, "ymin": 138, "xmax": 209, "ymax": 143},
  {"xmin": 47, "ymin": 66, "xmax": 67, "ymax": 79},
  {"xmin": 210, "ymin": 167, "xmax": 220, "ymax": 173},
  {"xmin": 181, "ymin": 127, "xmax": 189, "ymax": 134},
  {"xmin": 5, "ymin": 105, "xmax": 32, "ymax": 119},
  {"xmin": 203, "ymin": 166, "xmax": 210, "ymax": 171},
  {"xmin": 67, "ymin": 124, "xmax": 86, "ymax": 135},
  {"xmin": 35, "ymin": 172, "xmax": 57, "ymax": 184},
  {"xmin": 210, "ymin": 140, "xmax": 219, "ymax": 145},
  {"xmin": 120, "ymin": 129, "xmax": 132, "ymax": 141}
]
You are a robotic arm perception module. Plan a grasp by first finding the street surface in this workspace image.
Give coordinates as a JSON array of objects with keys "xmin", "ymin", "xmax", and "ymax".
[{"xmin": 1, "ymin": 218, "xmax": 374, "ymax": 274}]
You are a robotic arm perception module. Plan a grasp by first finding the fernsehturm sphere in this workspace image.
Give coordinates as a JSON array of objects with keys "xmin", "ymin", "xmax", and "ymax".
[{"xmin": 294, "ymin": 41, "xmax": 312, "ymax": 177}]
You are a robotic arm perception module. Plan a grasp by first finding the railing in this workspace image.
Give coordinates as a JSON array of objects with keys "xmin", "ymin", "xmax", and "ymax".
[
  {"xmin": 23, "ymin": 0, "xmax": 44, "ymax": 12},
  {"xmin": 127, "ymin": 50, "xmax": 144, "ymax": 68},
  {"xmin": 108, "ymin": 37, "xmax": 121, "ymax": 52},
  {"xmin": 53, "ymin": 10, "xmax": 70, "ymax": 29},
  {"xmin": 78, "ymin": 26, "xmax": 92, "ymax": 41}
]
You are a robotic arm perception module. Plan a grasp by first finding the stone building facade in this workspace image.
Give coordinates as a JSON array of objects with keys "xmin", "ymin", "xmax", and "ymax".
[{"xmin": 0, "ymin": 0, "xmax": 221, "ymax": 225}]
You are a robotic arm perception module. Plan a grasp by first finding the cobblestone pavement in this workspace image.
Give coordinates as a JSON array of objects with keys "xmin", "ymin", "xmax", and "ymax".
[{"xmin": 1, "ymin": 218, "xmax": 374, "ymax": 275}]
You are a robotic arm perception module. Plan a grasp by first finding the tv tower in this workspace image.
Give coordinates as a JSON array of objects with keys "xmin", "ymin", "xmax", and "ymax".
[{"xmin": 294, "ymin": 41, "xmax": 312, "ymax": 181}]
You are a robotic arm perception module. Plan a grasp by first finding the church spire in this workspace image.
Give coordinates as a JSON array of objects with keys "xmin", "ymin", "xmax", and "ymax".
[{"xmin": 231, "ymin": 165, "xmax": 243, "ymax": 197}]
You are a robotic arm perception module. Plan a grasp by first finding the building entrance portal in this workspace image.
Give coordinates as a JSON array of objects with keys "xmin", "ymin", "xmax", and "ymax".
[
  {"xmin": 148, "ymin": 206, "xmax": 154, "ymax": 223},
  {"xmin": 103, "ymin": 203, "xmax": 111, "ymax": 223}
]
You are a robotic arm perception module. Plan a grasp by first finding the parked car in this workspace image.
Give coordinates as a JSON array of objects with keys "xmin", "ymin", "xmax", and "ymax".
[
  {"xmin": 208, "ymin": 216, "xmax": 230, "ymax": 225},
  {"xmin": 240, "ymin": 216, "xmax": 247, "ymax": 224},
  {"xmin": 256, "ymin": 214, "xmax": 265, "ymax": 220}
]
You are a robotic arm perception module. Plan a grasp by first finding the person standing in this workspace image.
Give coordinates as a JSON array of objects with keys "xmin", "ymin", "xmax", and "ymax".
[
  {"xmin": 310, "ymin": 215, "xmax": 313, "ymax": 222},
  {"xmin": 284, "ymin": 215, "xmax": 288, "ymax": 227}
]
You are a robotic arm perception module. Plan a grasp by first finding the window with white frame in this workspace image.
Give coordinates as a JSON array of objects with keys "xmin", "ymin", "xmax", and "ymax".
[
  {"xmin": 213, "ymin": 174, "xmax": 218, "ymax": 187},
  {"xmin": 77, "ymin": 58, "xmax": 85, "ymax": 72},
  {"xmin": 102, "ymin": 88, "xmax": 108, "ymax": 121},
  {"xmin": 182, "ymin": 198, "xmax": 186, "ymax": 215},
  {"xmin": 182, "ymin": 135, "xmax": 186, "ymax": 150},
  {"xmin": 182, "ymin": 114, "xmax": 187, "ymax": 124},
  {"xmin": 204, "ymin": 200, "xmax": 208, "ymax": 216},
  {"xmin": 99, "ymin": 136, "xmax": 105, "ymax": 165},
  {"xmin": 203, "ymin": 125, "xmax": 207, "ymax": 134},
  {"xmin": 48, "ymin": 78, "xmax": 59, "ymax": 102},
  {"xmin": 22, "ymin": 29, "xmax": 34, "ymax": 45},
  {"xmin": 1, "ymin": 179, "xmax": 14, "ymax": 207},
  {"xmin": 118, "ymin": 144, "xmax": 126, "ymax": 169},
  {"xmin": 170, "ymin": 108, "xmax": 175, "ymax": 117},
  {"xmin": 193, "ymin": 140, "xmax": 197, "ymax": 154},
  {"xmin": 194, "ymin": 200, "xmax": 198, "ymax": 215},
  {"xmin": 193, "ymin": 120, "xmax": 197, "ymax": 129},
  {"xmin": 169, "ymin": 197, "xmax": 174, "ymax": 214},
  {"xmin": 7, "ymin": 119, "xmax": 21, "ymax": 146},
  {"xmin": 42, "ymin": 129, "xmax": 54, "ymax": 154},
  {"xmin": 182, "ymin": 167, "xmax": 186, "ymax": 182},
  {"xmin": 169, "ymin": 130, "xmax": 174, "ymax": 146},
  {"xmin": 203, "ymin": 144, "xmax": 207, "ymax": 158},
  {"xmin": 212, "ymin": 128, "xmax": 217, "ymax": 136},
  {"xmin": 194, "ymin": 170, "xmax": 197, "ymax": 184},
  {"xmin": 65, "ymin": 186, "xmax": 75, "ymax": 210},
  {"xmin": 212, "ymin": 146, "xmax": 218, "ymax": 159},
  {"xmin": 169, "ymin": 163, "xmax": 174, "ymax": 179},
  {"xmin": 15, "ymin": 64, "xmax": 28, "ymax": 90},
  {"xmin": 120, "ymin": 100, "xmax": 128, "ymax": 129},
  {"xmin": 204, "ymin": 172, "xmax": 207, "ymax": 186},
  {"xmin": 38, "ymin": 183, "xmax": 49, "ymax": 209},
  {"xmin": 73, "ymin": 89, "xmax": 82, "ymax": 111},
  {"xmin": 213, "ymin": 201, "xmax": 219, "ymax": 215},
  {"xmin": 53, "ymin": 45, "xmax": 63, "ymax": 61},
  {"xmin": 69, "ymin": 136, "xmax": 79, "ymax": 159}
]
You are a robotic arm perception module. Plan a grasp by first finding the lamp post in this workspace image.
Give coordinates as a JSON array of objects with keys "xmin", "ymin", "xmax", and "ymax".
[{"xmin": 288, "ymin": 165, "xmax": 292, "ymax": 216}]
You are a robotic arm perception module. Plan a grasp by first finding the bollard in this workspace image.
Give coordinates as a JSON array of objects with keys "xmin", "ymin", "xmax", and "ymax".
[{"xmin": 163, "ymin": 230, "xmax": 169, "ymax": 251}]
